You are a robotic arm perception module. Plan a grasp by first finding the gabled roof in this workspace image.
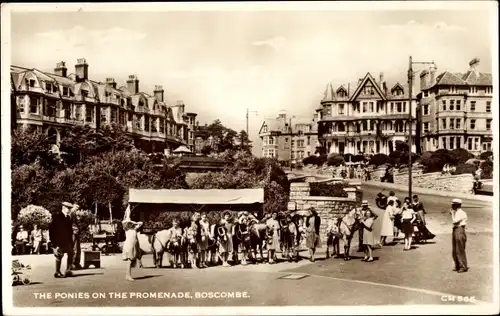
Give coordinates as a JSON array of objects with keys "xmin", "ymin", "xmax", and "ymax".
[
  {"xmin": 349, "ymin": 72, "xmax": 387, "ymax": 101},
  {"xmin": 435, "ymin": 71, "xmax": 468, "ymax": 86},
  {"xmin": 462, "ymin": 71, "xmax": 493, "ymax": 86}
]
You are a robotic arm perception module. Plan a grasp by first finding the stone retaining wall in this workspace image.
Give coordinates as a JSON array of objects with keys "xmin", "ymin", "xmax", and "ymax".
[
  {"xmin": 394, "ymin": 172, "xmax": 474, "ymax": 194},
  {"xmin": 289, "ymin": 182, "xmax": 363, "ymax": 242}
]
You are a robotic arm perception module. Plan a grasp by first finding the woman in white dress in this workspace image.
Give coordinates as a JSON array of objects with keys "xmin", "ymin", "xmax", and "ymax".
[
  {"xmin": 121, "ymin": 213, "xmax": 143, "ymax": 281},
  {"xmin": 266, "ymin": 212, "xmax": 281, "ymax": 264},
  {"xmin": 379, "ymin": 200, "xmax": 395, "ymax": 245},
  {"xmin": 199, "ymin": 212, "xmax": 211, "ymax": 268}
]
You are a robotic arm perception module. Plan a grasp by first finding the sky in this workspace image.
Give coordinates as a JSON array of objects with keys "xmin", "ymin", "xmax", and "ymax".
[{"xmin": 9, "ymin": 4, "xmax": 495, "ymax": 155}]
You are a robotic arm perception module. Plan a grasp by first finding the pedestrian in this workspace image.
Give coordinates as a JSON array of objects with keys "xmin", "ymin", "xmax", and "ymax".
[
  {"xmin": 30, "ymin": 224, "xmax": 43, "ymax": 255},
  {"xmin": 305, "ymin": 208, "xmax": 321, "ymax": 262},
  {"xmin": 393, "ymin": 200, "xmax": 403, "ymax": 240},
  {"xmin": 361, "ymin": 209, "xmax": 376, "ymax": 262},
  {"xmin": 379, "ymin": 199, "xmax": 395, "ymax": 245},
  {"xmin": 167, "ymin": 218, "xmax": 184, "ymax": 268},
  {"xmin": 199, "ymin": 212, "xmax": 210, "ymax": 268},
  {"xmin": 401, "ymin": 204, "xmax": 416, "ymax": 251},
  {"xmin": 121, "ymin": 205, "xmax": 143, "ymax": 281},
  {"xmin": 357, "ymin": 200, "xmax": 377, "ymax": 251},
  {"xmin": 70, "ymin": 204, "xmax": 83, "ymax": 270},
  {"xmin": 450, "ymin": 199, "xmax": 468, "ymax": 273},
  {"xmin": 49, "ymin": 202, "xmax": 76, "ymax": 278},
  {"xmin": 15, "ymin": 225, "xmax": 29, "ymax": 255},
  {"xmin": 266, "ymin": 211, "xmax": 281, "ymax": 264},
  {"xmin": 218, "ymin": 211, "xmax": 232, "ymax": 267},
  {"xmin": 412, "ymin": 195, "xmax": 426, "ymax": 226},
  {"xmin": 185, "ymin": 213, "xmax": 200, "ymax": 269}
]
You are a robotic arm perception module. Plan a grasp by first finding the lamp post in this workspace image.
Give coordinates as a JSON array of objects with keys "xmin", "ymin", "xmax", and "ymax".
[
  {"xmin": 246, "ymin": 108, "xmax": 258, "ymax": 150},
  {"xmin": 289, "ymin": 115, "xmax": 296, "ymax": 168},
  {"xmin": 408, "ymin": 57, "xmax": 437, "ymax": 198}
]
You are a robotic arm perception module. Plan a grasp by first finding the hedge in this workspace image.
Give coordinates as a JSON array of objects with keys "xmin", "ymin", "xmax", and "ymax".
[
  {"xmin": 370, "ymin": 154, "xmax": 389, "ymax": 167},
  {"xmin": 327, "ymin": 154, "xmax": 345, "ymax": 166},
  {"xmin": 453, "ymin": 163, "xmax": 476, "ymax": 176},
  {"xmin": 480, "ymin": 160, "xmax": 493, "ymax": 179},
  {"xmin": 309, "ymin": 182, "xmax": 349, "ymax": 198}
]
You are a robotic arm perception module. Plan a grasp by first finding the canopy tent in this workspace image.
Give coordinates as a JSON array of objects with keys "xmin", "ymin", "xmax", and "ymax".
[
  {"xmin": 173, "ymin": 145, "xmax": 192, "ymax": 154},
  {"xmin": 129, "ymin": 188, "xmax": 264, "ymax": 205}
]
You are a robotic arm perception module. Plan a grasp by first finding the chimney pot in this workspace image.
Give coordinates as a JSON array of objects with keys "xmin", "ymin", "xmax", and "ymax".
[
  {"xmin": 126, "ymin": 74, "xmax": 139, "ymax": 94},
  {"xmin": 54, "ymin": 61, "xmax": 68, "ymax": 77},
  {"xmin": 154, "ymin": 85, "xmax": 165, "ymax": 102},
  {"xmin": 379, "ymin": 72, "xmax": 384, "ymax": 84}
]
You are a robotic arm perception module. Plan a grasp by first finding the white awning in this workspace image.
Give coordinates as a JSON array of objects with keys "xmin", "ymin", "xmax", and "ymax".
[{"xmin": 129, "ymin": 188, "xmax": 264, "ymax": 205}]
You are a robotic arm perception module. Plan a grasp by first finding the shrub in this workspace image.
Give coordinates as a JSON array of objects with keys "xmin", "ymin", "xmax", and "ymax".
[
  {"xmin": 370, "ymin": 154, "xmax": 389, "ymax": 167},
  {"xmin": 302, "ymin": 155, "xmax": 318, "ymax": 166},
  {"xmin": 479, "ymin": 151, "xmax": 493, "ymax": 160},
  {"xmin": 310, "ymin": 182, "xmax": 349, "ymax": 198},
  {"xmin": 352, "ymin": 155, "xmax": 365, "ymax": 163},
  {"xmin": 480, "ymin": 160, "xmax": 493, "ymax": 179},
  {"xmin": 420, "ymin": 149, "xmax": 458, "ymax": 173},
  {"xmin": 327, "ymin": 154, "xmax": 345, "ymax": 167},
  {"xmin": 388, "ymin": 150, "xmax": 403, "ymax": 165},
  {"xmin": 317, "ymin": 154, "xmax": 327, "ymax": 166},
  {"xmin": 15, "ymin": 205, "xmax": 52, "ymax": 230},
  {"xmin": 343, "ymin": 153, "xmax": 353, "ymax": 163},
  {"xmin": 70, "ymin": 209, "xmax": 96, "ymax": 242},
  {"xmin": 453, "ymin": 163, "xmax": 476, "ymax": 175},
  {"xmin": 451, "ymin": 148, "xmax": 474, "ymax": 164}
]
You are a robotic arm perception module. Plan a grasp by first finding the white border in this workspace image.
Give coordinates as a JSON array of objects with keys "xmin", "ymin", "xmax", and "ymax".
[{"xmin": 1, "ymin": 2, "xmax": 499, "ymax": 315}]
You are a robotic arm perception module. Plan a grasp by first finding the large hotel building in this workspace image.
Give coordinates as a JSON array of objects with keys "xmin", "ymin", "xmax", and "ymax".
[
  {"xmin": 10, "ymin": 58, "xmax": 197, "ymax": 153},
  {"xmin": 317, "ymin": 72, "xmax": 418, "ymax": 156},
  {"xmin": 416, "ymin": 58, "xmax": 493, "ymax": 154}
]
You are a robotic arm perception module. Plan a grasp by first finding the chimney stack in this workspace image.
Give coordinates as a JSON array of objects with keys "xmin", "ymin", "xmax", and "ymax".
[
  {"xmin": 379, "ymin": 72, "xmax": 384, "ymax": 85},
  {"xmin": 106, "ymin": 78, "xmax": 117, "ymax": 89},
  {"xmin": 54, "ymin": 61, "xmax": 67, "ymax": 77},
  {"xmin": 154, "ymin": 85, "xmax": 164, "ymax": 102},
  {"xmin": 75, "ymin": 58, "xmax": 88, "ymax": 82},
  {"xmin": 126, "ymin": 75, "xmax": 139, "ymax": 95},
  {"xmin": 420, "ymin": 69, "xmax": 429, "ymax": 92},
  {"xmin": 429, "ymin": 65, "xmax": 437, "ymax": 87},
  {"xmin": 469, "ymin": 57, "xmax": 480, "ymax": 71}
]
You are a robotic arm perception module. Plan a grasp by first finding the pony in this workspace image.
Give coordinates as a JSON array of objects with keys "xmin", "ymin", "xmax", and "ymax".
[
  {"xmin": 337, "ymin": 208, "xmax": 364, "ymax": 261},
  {"xmin": 325, "ymin": 218, "xmax": 342, "ymax": 259},
  {"xmin": 280, "ymin": 218, "xmax": 299, "ymax": 262},
  {"xmin": 249, "ymin": 222, "xmax": 268, "ymax": 263},
  {"xmin": 136, "ymin": 230, "xmax": 172, "ymax": 268},
  {"xmin": 234, "ymin": 220, "xmax": 252, "ymax": 265}
]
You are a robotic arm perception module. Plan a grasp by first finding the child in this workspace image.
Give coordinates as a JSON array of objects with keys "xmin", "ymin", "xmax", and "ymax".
[
  {"xmin": 401, "ymin": 204, "xmax": 416, "ymax": 251},
  {"xmin": 122, "ymin": 212, "xmax": 143, "ymax": 281},
  {"xmin": 361, "ymin": 209, "xmax": 376, "ymax": 262}
]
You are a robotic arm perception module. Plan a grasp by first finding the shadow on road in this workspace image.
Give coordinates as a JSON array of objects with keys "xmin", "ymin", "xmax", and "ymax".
[
  {"xmin": 134, "ymin": 275, "xmax": 162, "ymax": 280},
  {"xmin": 72, "ymin": 273, "xmax": 104, "ymax": 277}
]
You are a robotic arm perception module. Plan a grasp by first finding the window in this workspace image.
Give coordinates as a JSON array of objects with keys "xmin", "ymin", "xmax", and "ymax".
[
  {"xmin": 75, "ymin": 104, "xmax": 82, "ymax": 121},
  {"xmin": 449, "ymin": 118, "xmax": 454, "ymax": 129},
  {"xmin": 424, "ymin": 91, "xmax": 429, "ymax": 97},
  {"xmin": 456, "ymin": 100, "xmax": 461, "ymax": 111},
  {"xmin": 486, "ymin": 87, "xmax": 493, "ymax": 94},
  {"xmin": 449, "ymin": 137, "xmax": 455, "ymax": 149},
  {"xmin": 450, "ymin": 100, "xmax": 455, "ymax": 111},
  {"xmin": 470, "ymin": 101, "xmax": 476, "ymax": 111},
  {"xmin": 63, "ymin": 87, "xmax": 69, "ymax": 96},
  {"xmin": 396, "ymin": 102, "xmax": 402, "ymax": 113},
  {"xmin": 298, "ymin": 140, "xmax": 305, "ymax": 147},
  {"xmin": 423, "ymin": 105, "xmax": 429, "ymax": 115},
  {"xmin": 29, "ymin": 96, "xmax": 39, "ymax": 114},
  {"xmin": 442, "ymin": 137, "xmax": 447, "ymax": 149},
  {"xmin": 111, "ymin": 108, "xmax": 117, "ymax": 123},
  {"xmin": 46, "ymin": 83, "xmax": 53, "ymax": 92},
  {"xmin": 325, "ymin": 106, "xmax": 332, "ymax": 116},
  {"xmin": 442, "ymin": 100, "xmax": 446, "ymax": 111},
  {"xmin": 456, "ymin": 118, "xmax": 461, "ymax": 129},
  {"xmin": 151, "ymin": 118, "xmax": 158, "ymax": 132},
  {"xmin": 291, "ymin": 139, "xmax": 294, "ymax": 147},
  {"xmin": 456, "ymin": 137, "xmax": 461, "ymax": 149},
  {"xmin": 470, "ymin": 119, "xmax": 476, "ymax": 130},
  {"xmin": 390, "ymin": 102, "xmax": 394, "ymax": 113},
  {"xmin": 44, "ymin": 100, "xmax": 56, "ymax": 117},
  {"xmin": 403, "ymin": 102, "xmax": 407, "ymax": 113},
  {"xmin": 486, "ymin": 119, "xmax": 491, "ymax": 130},
  {"xmin": 369, "ymin": 102, "xmax": 374, "ymax": 112},
  {"xmin": 135, "ymin": 115, "xmax": 142, "ymax": 130},
  {"xmin": 285, "ymin": 138, "xmax": 288, "ymax": 143},
  {"xmin": 338, "ymin": 104, "xmax": 344, "ymax": 115},
  {"xmin": 291, "ymin": 151, "xmax": 295, "ymax": 159},
  {"xmin": 269, "ymin": 137, "xmax": 274, "ymax": 145},
  {"xmin": 450, "ymin": 86, "xmax": 456, "ymax": 93},
  {"xmin": 85, "ymin": 105, "xmax": 94, "ymax": 122},
  {"xmin": 486, "ymin": 101, "xmax": 491, "ymax": 113},
  {"xmin": 81, "ymin": 89, "xmax": 89, "ymax": 99},
  {"xmin": 29, "ymin": 79, "xmax": 35, "ymax": 87},
  {"xmin": 17, "ymin": 98, "xmax": 24, "ymax": 113},
  {"xmin": 120, "ymin": 112, "xmax": 126, "ymax": 126},
  {"xmin": 101, "ymin": 109, "xmax": 108, "ymax": 123},
  {"xmin": 474, "ymin": 137, "xmax": 480, "ymax": 151},
  {"xmin": 63, "ymin": 102, "xmax": 71, "ymax": 119},
  {"xmin": 362, "ymin": 102, "xmax": 367, "ymax": 113},
  {"xmin": 441, "ymin": 118, "xmax": 447, "ymax": 129},
  {"xmin": 423, "ymin": 123, "xmax": 429, "ymax": 133},
  {"xmin": 307, "ymin": 136, "xmax": 310, "ymax": 145},
  {"xmin": 469, "ymin": 86, "xmax": 477, "ymax": 94},
  {"xmin": 468, "ymin": 138, "xmax": 472, "ymax": 150}
]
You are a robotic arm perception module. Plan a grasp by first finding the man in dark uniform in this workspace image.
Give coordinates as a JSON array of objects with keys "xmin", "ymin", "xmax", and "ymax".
[
  {"xmin": 49, "ymin": 202, "xmax": 76, "ymax": 278},
  {"xmin": 71, "ymin": 219, "xmax": 82, "ymax": 270}
]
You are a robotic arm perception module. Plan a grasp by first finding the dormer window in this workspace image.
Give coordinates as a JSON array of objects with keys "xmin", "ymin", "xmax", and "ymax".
[
  {"xmin": 29, "ymin": 79, "xmax": 35, "ymax": 87},
  {"xmin": 63, "ymin": 87, "xmax": 69, "ymax": 96},
  {"xmin": 337, "ymin": 88, "xmax": 347, "ymax": 98},
  {"xmin": 46, "ymin": 83, "xmax": 53, "ymax": 92}
]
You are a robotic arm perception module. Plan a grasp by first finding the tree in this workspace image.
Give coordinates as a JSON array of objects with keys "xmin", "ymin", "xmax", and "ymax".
[
  {"xmin": 451, "ymin": 148, "xmax": 474, "ymax": 164},
  {"xmin": 327, "ymin": 154, "xmax": 344, "ymax": 166},
  {"xmin": 11, "ymin": 128, "xmax": 59, "ymax": 168},
  {"xmin": 370, "ymin": 154, "xmax": 390, "ymax": 167}
]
